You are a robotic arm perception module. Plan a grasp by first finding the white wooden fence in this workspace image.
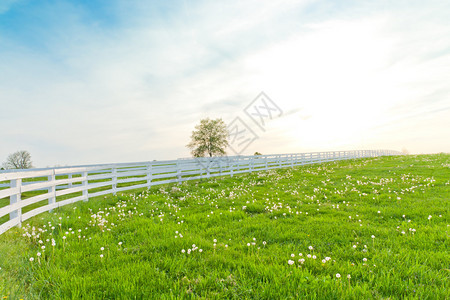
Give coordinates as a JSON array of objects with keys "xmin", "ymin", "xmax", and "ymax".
[{"xmin": 0, "ymin": 150, "xmax": 401, "ymax": 235}]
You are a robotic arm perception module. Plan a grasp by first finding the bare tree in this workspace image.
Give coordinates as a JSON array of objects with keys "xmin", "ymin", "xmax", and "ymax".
[
  {"xmin": 187, "ymin": 118, "xmax": 229, "ymax": 157},
  {"xmin": 3, "ymin": 150, "xmax": 33, "ymax": 169}
]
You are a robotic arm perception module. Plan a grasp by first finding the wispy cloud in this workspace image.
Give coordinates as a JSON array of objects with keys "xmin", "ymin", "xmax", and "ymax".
[{"xmin": 1, "ymin": 0, "xmax": 449, "ymax": 167}]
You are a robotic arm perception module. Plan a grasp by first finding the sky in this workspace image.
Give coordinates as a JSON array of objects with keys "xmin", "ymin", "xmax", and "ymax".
[{"xmin": 1, "ymin": 0, "xmax": 449, "ymax": 167}]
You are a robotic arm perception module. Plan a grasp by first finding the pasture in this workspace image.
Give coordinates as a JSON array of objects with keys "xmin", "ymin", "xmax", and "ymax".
[{"xmin": 0, "ymin": 154, "xmax": 448, "ymax": 299}]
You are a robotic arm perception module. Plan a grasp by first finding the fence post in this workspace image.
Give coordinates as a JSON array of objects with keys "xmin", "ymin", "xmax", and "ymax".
[
  {"xmin": 146, "ymin": 163, "xmax": 153, "ymax": 187},
  {"xmin": 10, "ymin": 178, "xmax": 22, "ymax": 228},
  {"xmin": 82, "ymin": 171, "xmax": 88, "ymax": 201},
  {"xmin": 206, "ymin": 159, "xmax": 211, "ymax": 179},
  {"xmin": 230, "ymin": 158, "xmax": 234, "ymax": 177},
  {"xmin": 48, "ymin": 170, "xmax": 56, "ymax": 212},
  {"xmin": 112, "ymin": 167, "xmax": 117, "ymax": 195},
  {"xmin": 68, "ymin": 173, "xmax": 73, "ymax": 188},
  {"xmin": 177, "ymin": 160, "xmax": 182, "ymax": 184}
]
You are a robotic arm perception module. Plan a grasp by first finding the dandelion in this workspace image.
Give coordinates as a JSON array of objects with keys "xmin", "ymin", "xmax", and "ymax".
[
  {"xmin": 37, "ymin": 252, "xmax": 41, "ymax": 257},
  {"xmin": 312, "ymin": 255, "xmax": 317, "ymax": 259},
  {"xmin": 336, "ymin": 273, "xmax": 341, "ymax": 278},
  {"xmin": 199, "ymin": 249, "xmax": 203, "ymax": 252},
  {"xmin": 100, "ymin": 254, "xmax": 103, "ymax": 258},
  {"xmin": 291, "ymin": 254, "xmax": 295, "ymax": 258},
  {"xmin": 100, "ymin": 247, "xmax": 104, "ymax": 251},
  {"xmin": 247, "ymin": 243, "xmax": 250, "ymax": 247},
  {"xmin": 352, "ymin": 245, "xmax": 357, "ymax": 249},
  {"xmin": 213, "ymin": 239, "xmax": 217, "ymax": 243},
  {"xmin": 181, "ymin": 249, "xmax": 185, "ymax": 253},
  {"xmin": 371, "ymin": 235, "xmax": 375, "ymax": 239},
  {"xmin": 118, "ymin": 242, "xmax": 123, "ymax": 246},
  {"xmin": 347, "ymin": 274, "xmax": 351, "ymax": 279},
  {"xmin": 29, "ymin": 257, "xmax": 34, "ymax": 262},
  {"xmin": 363, "ymin": 258, "xmax": 367, "ymax": 262},
  {"xmin": 288, "ymin": 260, "xmax": 295, "ymax": 265},
  {"xmin": 308, "ymin": 246, "xmax": 313, "ymax": 250},
  {"xmin": 263, "ymin": 241, "xmax": 267, "ymax": 246}
]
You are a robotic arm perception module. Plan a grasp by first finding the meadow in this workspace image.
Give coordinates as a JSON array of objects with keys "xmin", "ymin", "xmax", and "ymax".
[{"xmin": 0, "ymin": 154, "xmax": 448, "ymax": 299}]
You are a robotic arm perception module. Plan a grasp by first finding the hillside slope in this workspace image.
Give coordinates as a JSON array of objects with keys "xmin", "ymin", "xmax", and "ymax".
[{"xmin": 1, "ymin": 154, "xmax": 449, "ymax": 299}]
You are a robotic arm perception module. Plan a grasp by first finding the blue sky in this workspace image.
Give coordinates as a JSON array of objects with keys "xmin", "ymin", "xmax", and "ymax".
[{"xmin": 1, "ymin": 0, "xmax": 449, "ymax": 167}]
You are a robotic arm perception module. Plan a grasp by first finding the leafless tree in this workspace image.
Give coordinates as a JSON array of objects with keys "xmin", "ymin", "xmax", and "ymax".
[{"xmin": 3, "ymin": 150, "xmax": 33, "ymax": 169}]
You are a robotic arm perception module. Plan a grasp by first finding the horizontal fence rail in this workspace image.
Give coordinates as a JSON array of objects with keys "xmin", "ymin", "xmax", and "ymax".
[{"xmin": 0, "ymin": 150, "xmax": 401, "ymax": 235}]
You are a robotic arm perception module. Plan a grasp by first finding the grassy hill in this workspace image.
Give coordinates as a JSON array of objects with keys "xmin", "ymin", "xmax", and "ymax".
[{"xmin": 0, "ymin": 154, "xmax": 449, "ymax": 299}]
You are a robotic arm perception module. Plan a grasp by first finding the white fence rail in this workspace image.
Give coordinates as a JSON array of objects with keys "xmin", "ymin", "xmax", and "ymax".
[{"xmin": 0, "ymin": 150, "xmax": 401, "ymax": 235}]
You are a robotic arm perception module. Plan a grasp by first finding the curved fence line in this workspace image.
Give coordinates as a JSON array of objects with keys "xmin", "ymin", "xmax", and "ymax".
[{"xmin": 0, "ymin": 149, "xmax": 401, "ymax": 235}]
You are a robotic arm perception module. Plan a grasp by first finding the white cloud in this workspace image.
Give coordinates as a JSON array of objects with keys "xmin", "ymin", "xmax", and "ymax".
[{"xmin": 1, "ymin": 0, "xmax": 449, "ymax": 167}]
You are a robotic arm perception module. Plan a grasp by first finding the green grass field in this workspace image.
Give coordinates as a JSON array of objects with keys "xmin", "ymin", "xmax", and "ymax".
[{"xmin": 0, "ymin": 154, "xmax": 448, "ymax": 299}]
